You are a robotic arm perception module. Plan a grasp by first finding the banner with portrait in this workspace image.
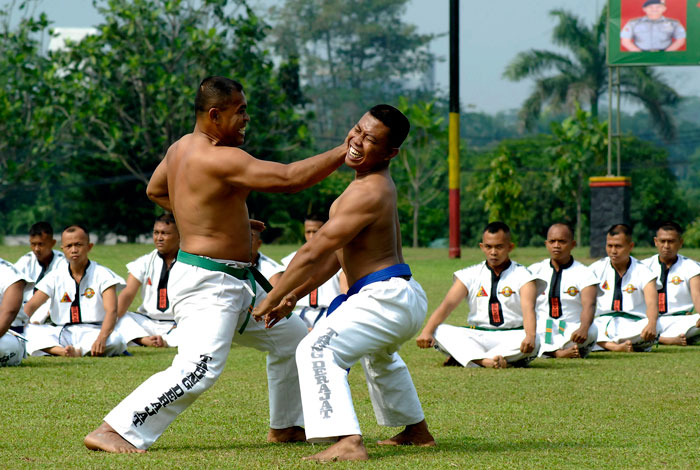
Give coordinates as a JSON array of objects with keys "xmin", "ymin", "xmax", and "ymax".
[{"xmin": 608, "ymin": 0, "xmax": 700, "ymax": 65}]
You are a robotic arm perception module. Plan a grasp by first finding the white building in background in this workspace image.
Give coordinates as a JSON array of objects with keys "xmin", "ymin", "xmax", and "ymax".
[{"xmin": 47, "ymin": 27, "xmax": 97, "ymax": 52}]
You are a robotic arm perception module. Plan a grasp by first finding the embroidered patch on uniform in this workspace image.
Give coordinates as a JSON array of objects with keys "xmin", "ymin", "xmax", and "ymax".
[
  {"xmin": 601, "ymin": 281, "xmax": 609, "ymax": 290},
  {"xmin": 565, "ymin": 286, "xmax": 579, "ymax": 296},
  {"xmin": 60, "ymin": 292, "xmax": 72, "ymax": 302},
  {"xmin": 83, "ymin": 288, "xmax": 95, "ymax": 299},
  {"xmin": 499, "ymin": 286, "xmax": 514, "ymax": 297},
  {"xmin": 147, "ymin": 277, "xmax": 152, "ymax": 285},
  {"xmin": 670, "ymin": 276, "xmax": 683, "ymax": 285},
  {"xmin": 476, "ymin": 287, "xmax": 488, "ymax": 297},
  {"xmin": 624, "ymin": 284, "xmax": 637, "ymax": 294}
]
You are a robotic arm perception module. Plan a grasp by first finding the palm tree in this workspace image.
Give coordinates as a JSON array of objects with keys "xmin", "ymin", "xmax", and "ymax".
[{"xmin": 503, "ymin": 7, "xmax": 680, "ymax": 140}]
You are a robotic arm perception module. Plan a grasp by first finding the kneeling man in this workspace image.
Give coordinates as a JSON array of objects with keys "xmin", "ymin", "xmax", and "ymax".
[
  {"xmin": 529, "ymin": 223, "xmax": 598, "ymax": 358},
  {"xmin": 115, "ymin": 214, "xmax": 180, "ymax": 348},
  {"xmin": 641, "ymin": 222, "xmax": 700, "ymax": 345},
  {"xmin": 590, "ymin": 224, "xmax": 659, "ymax": 352},
  {"xmin": 23, "ymin": 225, "xmax": 127, "ymax": 357},
  {"xmin": 0, "ymin": 259, "xmax": 30, "ymax": 366},
  {"xmin": 417, "ymin": 222, "xmax": 543, "ymax": 368}
]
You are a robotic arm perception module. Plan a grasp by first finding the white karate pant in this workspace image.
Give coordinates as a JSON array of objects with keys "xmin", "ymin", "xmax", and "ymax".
[
  {"xmin": 24, "ymin": 323, "xmax": 126, "ymax": 357},
  {"xmin": 296, "ymin": 277, "xmax": 427, "ymax": 442},
  {"xmin": 658, "ymin": 313, "xmax": 700, "ymax": 340},
  {"xmin": 115, "ymin": 312, "xmax": 179, "ymax": 347},
  {"xmin": 593, "ymin": 315, "xmax": 659, "ymax": 346},
  {"xmin": 537, "ymin": 321, "xmax": 598, "ymax": 357},
  {"xmin": 0, "ymin": 333, "xmax": 26, "ymax": 366},
  {"xmin": 434, "ymin": 325, "xmax": 540, "ymax": 367},
  {"xmin": 104, "ymin": 263, "xmax": 307, "ymax": 450}
]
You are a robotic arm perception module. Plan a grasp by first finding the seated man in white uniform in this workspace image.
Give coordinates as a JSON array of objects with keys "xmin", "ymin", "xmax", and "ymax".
[
  {"xmin": 590, "ymin": 224, "xmax": 659, "ymax": 352},
  {"xmin": 281, "ymin": 214, "xmax": 345, "ymax": 330},
  {"xmin": 23, "ymin": 225, "xmax": 127, "ymax": 357},
  {"xmin": 14, "ymin": 221, "xmax": 66, "ymax": 328},
  {"xmin": 640, "ymin": 221, "xmax": 700, "ymax": 345},
  {"xmin": 417, "ymin": 222, "xmax": 543, "ymax": 368},
  {"xmin": 529, "ymin": 223, "xmax": 599, "ymax": 358},
  {"xmin": 0, "ymin": 259, "xmax": 30, "ymax": 366},
  {"xmin": 250, "ymin": 225, "xmax": 285, "ymax": 285},
  {"xmin": 115, "ymin": 214, "xmax": 180, "ymax": 348}
]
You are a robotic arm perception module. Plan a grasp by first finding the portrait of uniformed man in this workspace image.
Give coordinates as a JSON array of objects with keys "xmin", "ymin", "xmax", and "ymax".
[{"xmin": 620, "ymin": 0, "xmax": 686, "ymax": 52}]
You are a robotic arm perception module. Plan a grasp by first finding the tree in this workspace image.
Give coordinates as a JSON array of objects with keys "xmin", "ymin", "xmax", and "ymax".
[
  {"xmin": 396, "ymin": 98, "xmax": 447, "ymax": 247},
  {"xmin": 478, "ymin": 153, "xmax": 526, "ymax": 236},
  {"xmin": 503, "ymin": 7, "xmax": 680, "ymax": 140},
  {"xmin": 268, "ymin": 0, "xmax": 437, "ymax": 144},
  {"xmin": 549, "ymin": 104, "xmax": 607, "ymax": 244}
]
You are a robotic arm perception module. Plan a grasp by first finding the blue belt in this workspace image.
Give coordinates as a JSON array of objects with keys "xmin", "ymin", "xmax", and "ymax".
[{"xmin": 326, "ymin": 264, "xmax": 412, "ymax": 316}]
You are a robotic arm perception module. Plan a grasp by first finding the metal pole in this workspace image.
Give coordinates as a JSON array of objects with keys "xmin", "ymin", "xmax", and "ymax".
[
  {"xmin": 607, "ymin": 66, "xmax": 613, "ymax": 176},
  {"xmin": 616, "ymin": 66, "xmax": 621, "ymax": 176},
  {"xmin": 448, "ymin": 0, "xmax": 461, "ymax": 258}
]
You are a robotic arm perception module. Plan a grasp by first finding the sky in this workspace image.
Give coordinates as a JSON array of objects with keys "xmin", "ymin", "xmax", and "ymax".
[{"xmin": 5, "ymin": 0, "xmax": 700, "ymax": 113}]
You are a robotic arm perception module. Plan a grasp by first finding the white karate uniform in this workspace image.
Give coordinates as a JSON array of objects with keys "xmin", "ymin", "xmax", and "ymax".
[
  {"xmin": 296, "ymin": 275, "xmax": 427, "ymax": 442},
  {"xmin": 24, "ymin": 261, "xmax": 127, "ymax": 357},
  {"xmin": 115, "ymin": 250, "xmax": 179, "ymax": 346},
  {"xmin": 433, "ymin": 261, "xmax": 544, "ymax": 367},
  {"xmin": 282, "ymin": 250, "xmax": 343, "ymax": 329},
  {"xmin": 14, "ymin": 250, "xmax": 66, "ymax": 326},
  {"xmin": 641, "ymin": 254, "xmax": 700, "ymax": 341},
  {"xmin": 254, "ymin": 252, "xmax": 285, "ymax": 280},
  {"xmin": 104, "ymin": 255, "xmax": 307, "ymax": 450},
  {"xmin": 590, "ymin": 256, "xmax": 659, "ymax": 347},
  {"xmin": 529, "ymin": 258, "xmax": 599, "ymax": 357},
  {"xmin": 0, "ymin": 259, "xmax": 31, "ymax": 366}
]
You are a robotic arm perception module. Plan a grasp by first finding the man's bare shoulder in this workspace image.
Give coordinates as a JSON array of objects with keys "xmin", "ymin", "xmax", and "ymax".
[
  {"xmin": 167, "ymin": 133, "xmax": 254, "ymax": 166},
  {"xmin": 339, "ymin": 173, "xmax": 395, "ymax": 208}
]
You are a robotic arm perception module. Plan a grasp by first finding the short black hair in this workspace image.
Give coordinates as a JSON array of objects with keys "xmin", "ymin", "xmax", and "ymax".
[
  {"xmin": 29, "ymin": 221, "xmax": 54, "ymax": 237},
  {"xmin": 657, "ymin": 221, "xmax": 683, "ymax": 235},
  {"xmin": 305, "ymin": 213, "xmax": 327, "ymax": 224},
  {"xmin": 607, "ymin": 223, "xmax": 633, "ymax": 241},
  {"xmin": 155, "ymin": 213, "xmax": 177, "ymax": 227},
  {"xmin": 368, "ymin": 104, "xmax": 410, "ymax": 148},
  {"xmin": 195, "ymin": 76, "xmax": 244, "ymax": 117},
  {"xmin": 484, "ymin": 221, "xmax": 511, "ymax": 236},
  {"xmin": 63, "ymin": 224, "xmax": 90, "ymax": 242},
  {"xmin": 548, "ymin": 222, "xmax": 574, "ymax": 240}
]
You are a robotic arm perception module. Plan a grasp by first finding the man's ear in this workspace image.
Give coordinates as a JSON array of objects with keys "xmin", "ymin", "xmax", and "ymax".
[
  {"xmin": 208, "ymin": 108, "xmax": 220, "ymax": 123},
  {"xmin": 386, "ymin": 147, "xmax": 399, "ymax": 160}
]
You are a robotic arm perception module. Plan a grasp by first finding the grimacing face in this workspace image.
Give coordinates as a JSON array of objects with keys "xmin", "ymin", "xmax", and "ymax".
[
  {"xmin": 480, "ymin": 230, "xmax": 513, "ymax": 268},
  {"xmin": 345, "ymin": 113, "xmax": 396, "ymax": 173},
  {"xmin": 213, "ymin": 90, "xmax": 249, "ymax": 147}
]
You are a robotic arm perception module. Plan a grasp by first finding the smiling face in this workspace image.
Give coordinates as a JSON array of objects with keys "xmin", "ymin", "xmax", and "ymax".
[
  {"xmin": 153, "ymin": 221, "xmax": 180, "ymax": 257},
  {"xmin": 345, "ymin": 113, "xmax": 398, "ymax": 174},
  {"xmin": 212, "ymin": 90, "xmax": 249, "ymax": 147}
]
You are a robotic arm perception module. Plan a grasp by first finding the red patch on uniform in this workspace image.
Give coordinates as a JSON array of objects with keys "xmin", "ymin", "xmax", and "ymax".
[
  {"xmin": 147, "ymin": 277, "xmax": 152, "ymax": 286},
  {"xmin": 60, "ymin": 292, "xmax": 72, "ymax": 303}
]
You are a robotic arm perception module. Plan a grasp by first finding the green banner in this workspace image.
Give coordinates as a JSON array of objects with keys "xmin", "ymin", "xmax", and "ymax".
[{"xmin": 608, "ymin": 0, "xmax": 700, "ymax": 66}]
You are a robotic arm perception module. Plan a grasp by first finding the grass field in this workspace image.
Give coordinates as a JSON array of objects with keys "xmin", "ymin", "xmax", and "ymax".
[{"xmin": 1, "ymin": 244, "xmax": 699, "ymax": 469}]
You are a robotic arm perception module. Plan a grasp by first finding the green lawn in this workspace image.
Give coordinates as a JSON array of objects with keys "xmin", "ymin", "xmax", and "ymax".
[{"xmin": 1, "ymin": 244, "xmax": 699, "ymax": 469}]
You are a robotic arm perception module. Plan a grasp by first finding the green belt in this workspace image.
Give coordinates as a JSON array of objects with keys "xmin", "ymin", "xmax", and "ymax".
[
  {"xmin": 662, "ymin": 310, "xmax": 693, "ymax": 317},
  {"xmin": 462, "ymin": 325, "xmax": 524, "ymax": 331},
  {"xmin": 177, "ymin": 250, "xmax": 273, "ymax": 334}
]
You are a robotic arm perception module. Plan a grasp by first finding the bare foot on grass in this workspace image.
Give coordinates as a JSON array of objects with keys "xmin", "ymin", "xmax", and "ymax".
[
  {"xmin": 600, "ymin": 340, "xmax": 633, "ymax": 352},
  {"xmin": 84, "ymin": 422, "xmax": 145, "ymax": 453},
  {"xmin": 553, "ymin": 344, "xmax": 580, "ymax": 358},
  {"xmin": 659, "ymin": 334, "xmax": 686, "ymax": 346},
  {"xmin": 136, "ymin": 335, "xmax": 165, "ymax": 348},
  {"xmin": 64, "ymin": 346, "xmax": 82, "ymax": 357},
  {"xmin": 303, "ymin": 435, "xmax": 368, "ymax": 461},
  {"xmin": 267, "ymin": 426, "xmax": 306, "ymax": 443},
  {"xmin": 476, "ymin": 355, "xmax": 507, "ymax": 368},
  {"xmin": 377, "ymin": 419, "xmax": 435, "ymax": 447}
]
